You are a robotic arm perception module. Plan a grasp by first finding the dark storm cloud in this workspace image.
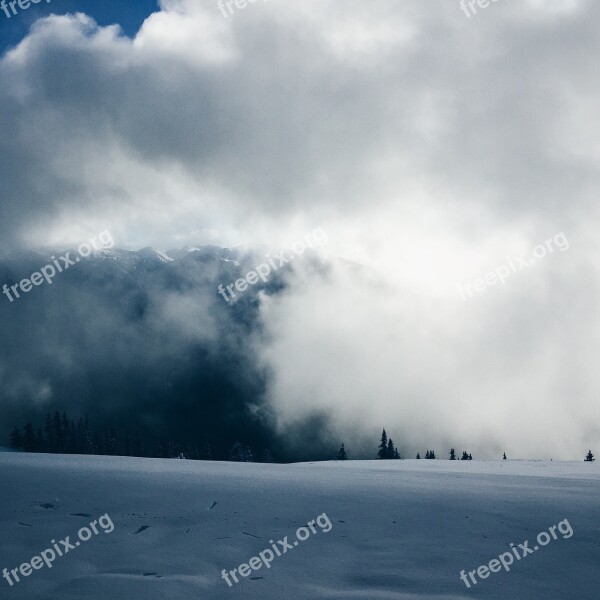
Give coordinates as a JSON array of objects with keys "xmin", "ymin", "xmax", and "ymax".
[{"xmin": 0, "ymin": 249, "xmax": 280, "ymax": 458}]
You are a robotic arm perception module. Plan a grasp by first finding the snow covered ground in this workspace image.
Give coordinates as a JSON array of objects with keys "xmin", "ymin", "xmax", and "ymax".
[{"xmin": 1, "ymin": 453, "xmax": 598, "ymax": 599}]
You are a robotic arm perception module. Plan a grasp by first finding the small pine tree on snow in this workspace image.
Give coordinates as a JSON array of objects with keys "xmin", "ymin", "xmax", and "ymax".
[
  {"xmin": 461, "ymin": 451, "xmax": 469, "ymax": 460},
  {"xmin": 425, "ymin": 450, "xmax": 430, "ymax": 459},
  {"xmin": 449, "ymin": 448, "xmax": 456, "ymax": 460},
  {"xmin": 378, "ymin": 429, "xmax": 388, "ymax": 459},
  {"xmin": 416, "ymin": 452, "xmax": 421, "ymax": 459},
  {"xmin": 9, "ymin": 427, "xmax": 21, "ymax": 450},
  {"xmin": 262, "ymin": 449, "xmax": 273, "ymax": 463},
  {"xmin": 468, "ymin": 453, "xmax": 473, "ymax": 461},
  {"xmin": 338, "ymin": 443, "xmax": 348, "ymax": 460},
  {"xmin": 503, "ymin": 452, "xmax": 507, "ymax": 460},
  {"xmin": 387, "ymin": 438, "xmax": 395, "ymax": 460},
  {"xmin": 393, "ymin": 448, "xmax": 401, "ymax": 459},
  {"xmin": 585, "ymin": 450, "xmax": 595, "ymax": 462}
]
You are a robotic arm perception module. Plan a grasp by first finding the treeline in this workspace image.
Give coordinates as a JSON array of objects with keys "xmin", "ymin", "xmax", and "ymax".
[
  {"xmin": 8, "ymin": 415, "xmax": 597, "ymax": 464},
  {"xmin": 8, "ymin": 411, "xmax": 276, "ymax": 462},
  {"xmin": 335, "ymin": 428, "xmax": 479, "ymax": 461},
  {"xmin": 376, "ymin": 429, "xmax": 474, "ymax": 461},
  {"xmin": 337, "ymin": 430, "xmax": 597, "ymax": 463}
]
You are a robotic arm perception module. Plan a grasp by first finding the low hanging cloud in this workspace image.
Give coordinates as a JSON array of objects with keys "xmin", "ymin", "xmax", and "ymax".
[{"xmin": 0, "ymin": 0, "xmax": 599, "ymax": 458}]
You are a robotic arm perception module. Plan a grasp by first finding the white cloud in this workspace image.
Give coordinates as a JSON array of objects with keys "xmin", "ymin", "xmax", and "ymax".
[{"xmin": 1, "ymin": 0, "xmax": 599, "ymax": 457}]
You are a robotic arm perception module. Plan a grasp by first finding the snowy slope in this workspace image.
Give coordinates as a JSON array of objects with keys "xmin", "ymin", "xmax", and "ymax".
[{"xmin": 0, "ymin": 454, "xmax": 598, "ymax": 599}]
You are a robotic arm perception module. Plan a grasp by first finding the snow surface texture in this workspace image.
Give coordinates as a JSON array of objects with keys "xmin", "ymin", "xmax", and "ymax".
[{"xmin": 1, "ymin": 453, "xmax": 598, "ymax": 599}]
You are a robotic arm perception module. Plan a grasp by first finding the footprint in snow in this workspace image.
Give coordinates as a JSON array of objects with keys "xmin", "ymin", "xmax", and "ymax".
[{"xmin": 132, "ymin": 526, "xmax": 150, "ymax": 535}]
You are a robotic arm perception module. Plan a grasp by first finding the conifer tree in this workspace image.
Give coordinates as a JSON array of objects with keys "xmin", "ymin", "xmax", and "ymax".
[
  {"xmin": 61, "ymin": 413, "xmax": 70, "ymax": 451},
  {"xmin": 8, "ymin": 427, "xmax": 23, "ymax": 450},
  {"xmin": 84, "ymin": 423, "xmax": 96, "ymax": 455},
  {"xmin": 585, "ymin": 450, "xmax": 595, "ymax": 462},
  {"xmin": 378, "ymin": 429, "xmax": 388, "ymax": 459},
  {"xmin": 338, "ymin": 443, "xmax": 348, "ymax": 460},
  {"xmin": 450, "ymin": 448, "xmax": 456, "ymax": 460},
  {"xmin": 9, "ymin": 426, "xmax": 21, "ymax": 450},
  {"xmin": 503, "ymin": 452, "xmax": 507, "ymax": 460},
  {"xmin": 387, "ymin": 438, "xmax": 395, "ymax": 460},
  {"xmin": 416, "ymin": 452, "xmax": 421, "ymax": 459},
  {"xmin": 67, "ymin": 420, "xmax": 77, "ymax": 453}
]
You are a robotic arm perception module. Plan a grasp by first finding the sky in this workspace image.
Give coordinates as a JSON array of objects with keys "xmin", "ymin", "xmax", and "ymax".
[
  {"xmin": 0, "ymin": 0, "xmax": 599, "ymax": 459},
  {"xmin": 0, "ymin": 0, "xmax": 158, "ymax": 52}
]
